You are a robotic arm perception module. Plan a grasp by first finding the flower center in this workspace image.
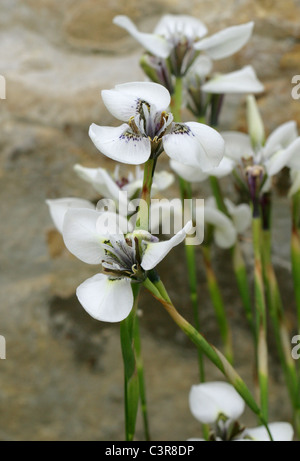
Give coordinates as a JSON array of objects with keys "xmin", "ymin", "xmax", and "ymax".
[
  {"xmin": 101, "ymin": 235, "xmax": 145, "ymax": 282},
  {"xmin": 129, "ymin": 102, "xmax": 173, "ymax": 142}
]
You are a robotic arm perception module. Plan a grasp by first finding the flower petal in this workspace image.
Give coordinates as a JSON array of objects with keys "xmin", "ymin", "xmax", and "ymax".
[
  {"xmin": 289, "ymin": 170, "xmax": 300, "ymax": 197},
  {"xmin": 264, "ymin": 121, "xmax": 298, "ymax": 158},
  {"xmin": 152, "ymin": 170, "xmax": 175, "ymax": 192},
  {"xmin": 224, "ymin": 199, "xmax": 252, "ymax": 234},
  {"xmin": 46, "ymin": 197, "xmax": 95, "ymax": 234},
  {"xmin": 141, "ymin": 221, "xmax": 192, "ymax": 270},
  {"xmin": 62, "ymin": 209, "xmax": 129, "ymax": 264},
  {"xmin": 189, "ymin": 382, "xmax": 245, "ymax": 425},
  {"xmin": 102, "ymin": 81, "xmax": 171, "ymax": 122},
  {"xmin": 187, "ymin": 55, "xmax": 213, "ymax": 81},
  {"xmin": 221, "ymin": 131, "xmax": 254, "ymax": 162},
  {"xmin": 76, "ymin": 274, "xmax": 133, "ymax": 322},
  {"xmin": 154, "ymin": 14, "xmax": 207, "ymax": 40},
  {"xmin": 194, "ymin": 22, "xmax": 254, "ymax": 60},
  {"xmin": 113, "ymin": 15, "xmax": 172, "ymax": 59},
  {"xmin": 265, "ymin": 137, "xmax": 300, "ymax": 176},
  {"xmin": 89, "ymin": 123, "xmax": 151, "ymax": 165},
  {"xmin": 202, "ymin": 66, "xmax": 264, "ymax": 94},
  {"xmin": 163, "ymin": 122, "xmax": 225, "ymax": 170},
  {"xmin": 205, "ymin": 206, "xmax": 237, "ymax": 248},
  {"xmin": 74, "ymin": 164, "xmax": 121, "ymax": 201},
  {"xmin": 170, "ymin": 159, "xmax": 208, "ymax": 182},
  {"xmin": 243, "ymin": 422, "xmax": 294, "ymax": 441}
]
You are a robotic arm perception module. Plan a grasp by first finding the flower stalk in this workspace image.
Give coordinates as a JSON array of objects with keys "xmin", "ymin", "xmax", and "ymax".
[
  {"xmin": 143, "ymin": 276, "xmax": 273, "ymax": 440},
  {"xmin": 252, "ymin": 213, "xmax": 269, "ymax": 422},
  {"xmin": 120, "ymin": 284, "xmax": 140, "ymax": 441},
  {"xmin": 202, "ymin": 244, "xmax": 234, "ymax": 364}
]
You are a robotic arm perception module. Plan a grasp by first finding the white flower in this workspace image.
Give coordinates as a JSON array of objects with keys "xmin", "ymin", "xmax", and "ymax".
[
  {"xmin": 74, "ymin": 164, "xmax": 174, "ymax": 202},
  {"xmin": 114, "ymin": 15, "xmax": 253, "ymax": 76},
  {"xmin": 222, "ymin": 120, "xmax": 300, "ymax": 180},
  {"xmin": 202, "ymin": 197, "xmax": 251, "ymax": 249},
  {"xmin": 89, "ymin": 81, "xmax": 225, "ymax": 169},
  {"xmin": 242, "ymin": 422, "xmax": 294, "ymax": 441},
  {"xmin": 46, "ymin": 197, "xmax": 95, "ymax": 234},
  {"xmin": 170, "ymin": 156, "xmax": 235, "ymax": 183},
  {"xmin": 189, "ymin": 382, "xmax": 245, "ymax": 425},
  {"xmin": 289, "ymin": 169, "xmax": 300, "ymax": 197},
  {"xmin": 200, "ymin": 66, "xmax": 264, "ymax": 95},
  {"xmin": 62, "ymin": 207, "xmax": 192, "ymax": 322}
]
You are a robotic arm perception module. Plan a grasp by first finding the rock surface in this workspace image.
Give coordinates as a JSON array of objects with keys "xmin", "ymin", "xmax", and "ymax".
[{"xmin": 1, "ymin": 0, "xmax": 299, "ymax": 441}]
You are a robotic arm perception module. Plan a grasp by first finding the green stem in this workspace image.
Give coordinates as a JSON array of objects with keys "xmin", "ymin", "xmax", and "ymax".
[
  {"xmin": 135, "ymin": 157, "xmax": 157, "ymax": 231},
  {"xmin": 133, "ymin": 310, "xmax": 151, "ymax": 441},
  {"xmin": 202, "ymin": 245, "xmax": 233, "ymax": 364},
  {"xmin": 291, "ymin": 192, "xmax": 300, "ymax": 335},
  {"xmin": 143, "ymin": 277, "xmax": 273, "ymax": 440},
  {"xmin": 178, "ymin": 176, "xmax": 205, "ymax": 382},
  {"xmin": 209, "ymin": 176, "xmax": 228, "ymax": 216},
  {"xmin": 120, "ymin": 286, "xmax": 140, "ymax": 441},
  {"xmin": 209, "ymin": 175, "xmax": 255, "ymax": 339},
  {"xmin": 262, "ymin": 229, "xmax": 298, "ymax": 411},
  {"xmin": 232, "ymin": 242, "xmax": 255, "ymax": 340},
  {"xmin": 252, "ymin": 215, "xmax": 269, "ymax": 422}
]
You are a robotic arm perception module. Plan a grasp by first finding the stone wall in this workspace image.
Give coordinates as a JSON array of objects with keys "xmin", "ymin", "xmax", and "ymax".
[{"xmin": 1, "ymin": 0, "xmax": 300, "ymax": 440}]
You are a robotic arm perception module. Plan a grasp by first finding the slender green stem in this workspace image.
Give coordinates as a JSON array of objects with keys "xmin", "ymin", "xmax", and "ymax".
[
  {"xmin": 209, "ymin": 176, "xmax": 228, "ymax": 216},
  {"xmin": 232, "ymin": 242, "xmax": 255, "ymax": 339},
  {"xmin": 120, "ymin": 287, "xmax": 140, "ymax": 441},
  {"xmin": 135, "ymin": 157, "xmax": 157, "ymax": 231},
  {"xmin": 209, "ymin": 175, "xmax": 255, "ymax": 338},
  {"xmin": 202, "ymin": 245, "xmax": 233, "ymax": 364},
  {"xmin": 291, "ymin": 191, "xmax": 300, "ymax": 335},
  {"xmin": 262, "ymin": 229, "xmax": 298, "ymax": 410},
  {"xmin": 134, "ymin": 311, "xmax": 151, "ymax": 441},
  {"xmin": 143, "ymin": 277, "xmax": 273, "ymax": 440},
  {"xmin": 178, "ymin": 176, "xmax": 205, "ymax": 382},
  {"xmin": 252, "ymin": 215, "xmax": 269, "ymax": 422}
]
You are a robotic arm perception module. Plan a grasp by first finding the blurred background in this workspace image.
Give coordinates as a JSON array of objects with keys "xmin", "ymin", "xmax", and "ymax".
[{"xmin": 1, "ymin": 0, "xmax": 300, "ymax": 440}]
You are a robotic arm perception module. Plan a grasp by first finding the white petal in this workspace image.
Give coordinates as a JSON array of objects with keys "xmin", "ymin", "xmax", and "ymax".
[
  {"xmin": 76, "ymin": 274, "xmax": 133, "ymax": 322},
  {"xmin": 189, "ymin": 382, "xmax": 245, "ymax": 425},
  {"xmin": 141, "ymin": 221, "xmax": 192, "ymax": 270},
  {"xmin": 224, "ymin": 199, "xmax": 252, "ymax": 234},
  {"xmin": 244, "ymin": 422, "xmax": 294, "ymax": 441},
  {"xmin": 89, "ymin": 123, "xmax": 151, "ymax": 165},
  {"xmin": 221, "ymin": 131, "xmax": 253, "ymax": 161},
  {"xmin": 187, "ymin": 55, "xmax": 213, "ymax": 79},
  {"xmin": 74, "ymin": 164, "xmax": 121, "ymax": 201},
  {"xmin": 289, "ymin": 170, "xmax": 300, "ymax": 197},
  {"xmin": 264, "ymin": 121, "xmax": 298, "ymax": 157},
  {"xmin": 113, "ymin": 15, "xmax": 172, "ymax": 59},
  {"xmin": 202, "ymin": 66, "xmax": 264, "ymax": 94},
  {"xmin": 154, "ymin": 14, "xmax": 207, "ymax": 40},
  {"xmin": 194, "ymin": 22, "xmax": 254, "ymax": 60},
  {"xmin": 286, "ymin": 137, "xmax": 300, "ymax": 170},
  {"xmin": 207, "ymin": 156, "xmax": 236, "ymax": 178},
  {"xmin": 102, "ymin": 81, "xmax": 171, "ymax": 122},
  {"xmin": 152, "ymin": 170, "xmax": 175, "ymax": 191},
  {"xmin": 163, "ymin": 122, "xmax": 225, "ymax": 170},
  {"xmin": 46, "ymin": 198, "xmax": 95, "ymax": 234},
  {"xmin": 266, "ymin": 138, "xmax": 300, "ymax": 176},
  {"xmin": 170, "ymin": 160, "xmax": 208, "ymax": 183},
  {"xmin": 62, "ymin": 209, "xmax": 127, "ymax": 264},
  {"xmin": 205, "ymin": 207, "xmax": 237, "ymax": 248}
]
